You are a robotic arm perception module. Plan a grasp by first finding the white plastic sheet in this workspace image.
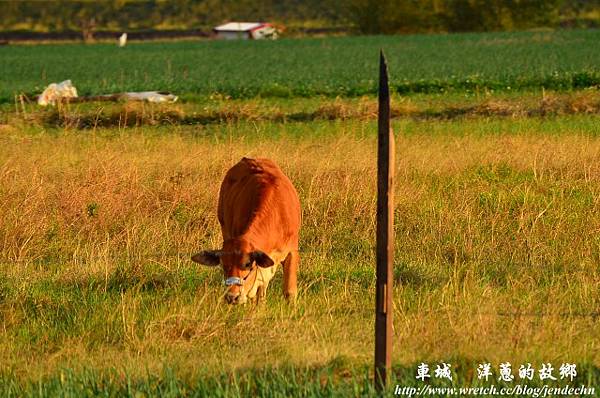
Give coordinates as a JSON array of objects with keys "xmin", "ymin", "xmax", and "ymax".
[
  {"xmin": 37, "ymin": 81, "xmax": 178, "ymax": 106},
  {"xmin": 122, "ymin": 91, "xmax": 178, "ymax": 103},
  {"xmin": 37, "ymin": 80, "xmax": 78, "ymax": 106}
]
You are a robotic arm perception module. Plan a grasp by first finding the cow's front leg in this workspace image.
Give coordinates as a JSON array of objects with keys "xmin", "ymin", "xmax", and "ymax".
[
  {"xmin": 282, "ymin": 250, "xmax": 299, "ymax": 301},
  {"xmin": 256, "ymin": 284, "xmax": 266, "ymax": 302}
]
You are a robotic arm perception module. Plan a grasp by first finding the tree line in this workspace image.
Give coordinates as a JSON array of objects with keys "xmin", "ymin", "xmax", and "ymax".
[
  {"xmin": 347, "ymin": 0, "xmax": 600, "ymax": 34},
  {"xmin": 1, "ymin": 0, "xmax": 598, "ymax": 40}
]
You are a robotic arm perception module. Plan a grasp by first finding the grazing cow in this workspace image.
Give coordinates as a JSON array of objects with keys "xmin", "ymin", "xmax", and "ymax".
[{"xmin": 192, "ymin": 157, "xmax": 301, "ymax": 304}]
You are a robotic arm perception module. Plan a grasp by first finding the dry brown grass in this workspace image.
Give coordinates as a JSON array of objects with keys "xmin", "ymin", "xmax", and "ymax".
[
  {"xmin": 1, "ymin": 116, "xmax": 600, "ymax": 382},
  {"xmin": 6, "ymin": 90, "xmax": 600, "ymax": 130}
]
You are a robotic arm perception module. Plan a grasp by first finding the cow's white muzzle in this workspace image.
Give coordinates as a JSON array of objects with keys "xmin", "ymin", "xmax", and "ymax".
[{"xmin": 224, "ymin": 276, "xmax": 247, "ymax": 304}]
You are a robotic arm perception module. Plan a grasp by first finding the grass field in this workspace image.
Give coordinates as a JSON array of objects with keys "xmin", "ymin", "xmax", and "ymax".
[
  {"xmin": 2, "ymin": 114, "xmax": 600, "ymax": 395},
  {"xmin": 1, "ymin": 29, "xmax": 600, "ymax": 396},
  {"xmin": 2, "ymin": 29, "xmax": 600, "ymax": 103}
]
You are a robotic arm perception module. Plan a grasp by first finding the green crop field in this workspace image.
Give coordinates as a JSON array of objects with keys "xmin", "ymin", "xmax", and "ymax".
[
  {"xmin": 1, "ymin": 30, "xmax": 600, "ymax": 396},
  {"xmin": 1, "ymin": 29, "xmax": 600, "ymax": 103}
]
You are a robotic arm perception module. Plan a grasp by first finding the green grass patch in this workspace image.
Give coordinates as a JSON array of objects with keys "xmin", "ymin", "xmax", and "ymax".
[
  {"xmin": 1, "ymin": 362, "xmax": 599, "ymax": 397},
  {"xmin": 2, "ymin": 30, "xmax": 600, "ymax": 103}
]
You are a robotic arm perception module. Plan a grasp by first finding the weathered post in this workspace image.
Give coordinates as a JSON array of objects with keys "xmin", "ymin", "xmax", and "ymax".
[{"xmin": 375, "ymin": 50, "xmax": 394, "ymax": 392}]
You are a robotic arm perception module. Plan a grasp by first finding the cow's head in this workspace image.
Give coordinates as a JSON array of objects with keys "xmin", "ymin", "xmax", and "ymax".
[{"xmin": 191, "ymin": 238, "xmax": 275, "ymax": 304}]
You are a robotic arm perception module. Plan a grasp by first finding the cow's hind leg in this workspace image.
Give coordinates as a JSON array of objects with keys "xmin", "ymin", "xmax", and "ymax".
[{"xmin": 282, "ymin": 250, "xmax": 299, "ymax": 301}]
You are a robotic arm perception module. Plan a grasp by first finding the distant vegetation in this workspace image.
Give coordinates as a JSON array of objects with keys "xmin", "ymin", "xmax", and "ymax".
[
  {"xmin": 1, "ymin": 0, "xmax": 599, "ymax": 40},
  {"xmin": 1, "ymin": 30, "xmax": 600, "ymax": 104}
]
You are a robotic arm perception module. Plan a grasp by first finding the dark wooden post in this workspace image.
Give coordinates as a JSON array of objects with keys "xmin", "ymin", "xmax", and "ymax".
[{"xmin": 375, "ymin": 50, "xmax": 394, "ymax": 392}]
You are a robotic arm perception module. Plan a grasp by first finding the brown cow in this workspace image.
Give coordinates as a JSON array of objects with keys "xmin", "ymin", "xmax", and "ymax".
[{"xmin": 192, "ymin": 157, "xmax": 301, "ymax": 304}]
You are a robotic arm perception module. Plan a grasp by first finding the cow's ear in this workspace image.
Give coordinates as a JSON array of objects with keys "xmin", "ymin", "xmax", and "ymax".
[
  {"xmin": 251, "ymin": 251, "xmax": 275, "ymax": 268},
  {"xmin": 191, "ymin": 250, "xmax": 221, "ymax": 266}
]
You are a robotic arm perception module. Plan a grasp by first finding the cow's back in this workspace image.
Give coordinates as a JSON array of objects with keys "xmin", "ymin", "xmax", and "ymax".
[{"xmin": 218, "ymin": 158, "xmax": 300, "ymax": 251}]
